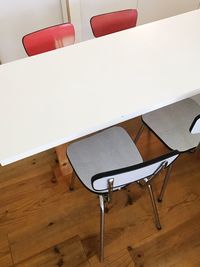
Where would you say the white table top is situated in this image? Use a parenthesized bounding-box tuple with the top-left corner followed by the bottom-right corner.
(1, 10, 200, 166)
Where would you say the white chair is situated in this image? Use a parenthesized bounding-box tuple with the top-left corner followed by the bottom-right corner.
(67, 126, 179, 261)
(135, 95, 200, 202)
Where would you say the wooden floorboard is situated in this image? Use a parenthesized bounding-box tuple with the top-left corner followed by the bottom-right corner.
(0, 118, 199, 266)
(128, 212, 200, 267)
(14, 235, 90, 267)
(0, 230, 13, 267)
(89, 248, 135, 267)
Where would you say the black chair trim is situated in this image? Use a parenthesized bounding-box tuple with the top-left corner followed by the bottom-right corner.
(189, 114, 200, 133)
(91, 150, 179, 191)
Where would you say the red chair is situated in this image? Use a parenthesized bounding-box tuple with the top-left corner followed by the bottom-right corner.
(90, 9, 138, 38)
(22, 23, 75, 56)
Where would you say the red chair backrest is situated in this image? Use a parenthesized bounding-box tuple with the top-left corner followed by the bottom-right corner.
(23, 23, 75, 56)
(90, 9, 138, 38)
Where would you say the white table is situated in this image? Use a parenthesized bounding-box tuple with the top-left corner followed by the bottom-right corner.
(1, 9, 200, 166)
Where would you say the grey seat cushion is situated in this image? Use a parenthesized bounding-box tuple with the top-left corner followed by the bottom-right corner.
(191, 93, 200, 105)
(142, 98, 200, 152)
(67, 126, 143, 193)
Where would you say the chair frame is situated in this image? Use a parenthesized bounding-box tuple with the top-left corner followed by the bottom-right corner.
(135, 112, 200, 202)
(188, 114, 200, 153)
(69, 150, 179, 261)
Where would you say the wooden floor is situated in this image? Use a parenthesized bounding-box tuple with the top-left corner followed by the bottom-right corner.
(0, 118, 199, 267)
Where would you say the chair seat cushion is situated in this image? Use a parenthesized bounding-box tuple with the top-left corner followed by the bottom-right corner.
(191, 93, 200, 105)
(67, 126, 143, 193)
(142, 98, 200, 151)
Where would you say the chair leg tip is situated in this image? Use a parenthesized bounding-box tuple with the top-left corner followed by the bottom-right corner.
(157, 226, 162, 230)
(157, 198, 162, 203)
(69, 187, 74, 191)
(51, 177, 57, 183)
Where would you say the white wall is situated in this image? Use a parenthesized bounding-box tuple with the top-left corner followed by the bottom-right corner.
(69, 0, 200, 42)
(137, 0, 200, 25)
(0, 0, 65, 63)
(1, 0, 200, 63)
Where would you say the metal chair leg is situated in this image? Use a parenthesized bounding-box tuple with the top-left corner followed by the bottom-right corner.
(134, 123, 145, 144)
(69, 171, 76, 191)
(99, 195, 105, 262)
(147, 183, 162, 230)
(158, 164, 173, 202)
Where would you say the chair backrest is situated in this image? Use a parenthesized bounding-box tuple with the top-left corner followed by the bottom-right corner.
(22, 23, 75, 56)
(190, 114, 200, 134)
(90, 9, 138, 38)
(91, 150, 179, 192)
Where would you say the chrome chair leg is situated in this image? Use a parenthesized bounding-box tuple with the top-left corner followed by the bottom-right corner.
(147, 183, 162, 230)
(134, 123, 145, 144)
(99, 195, 105, 262)
(158, 164, 173, 202)
(69, 171, 76, 191)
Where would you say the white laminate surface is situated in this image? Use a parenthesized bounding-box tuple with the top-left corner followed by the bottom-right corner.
(1, 10, 200, 165)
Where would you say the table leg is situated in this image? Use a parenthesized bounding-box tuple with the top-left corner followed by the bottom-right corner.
(52, 143, 73, 183)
